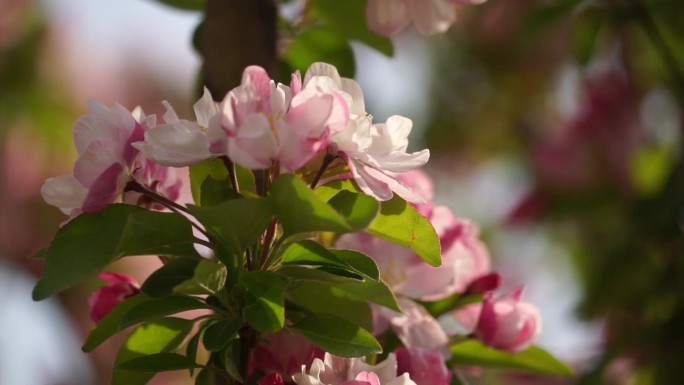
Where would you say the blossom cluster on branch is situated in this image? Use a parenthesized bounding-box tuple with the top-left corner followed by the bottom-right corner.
(34, 62, 550, 385)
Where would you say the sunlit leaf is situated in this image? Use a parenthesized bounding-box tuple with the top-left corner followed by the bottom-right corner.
(34, 204, 201, 300)
(293, 313, 382, 357)
(112, 317, 194, 385)
(239, 271, 290, 332)
(448, 340, 573, 377)
(367, 196, 441, 266)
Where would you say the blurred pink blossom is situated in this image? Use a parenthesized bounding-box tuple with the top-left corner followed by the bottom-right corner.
(336, 206, 490, 301)
(88, 272, 140, 322)
(475, 286, 541, 352)
(395, 347, 452, 385)
(366, 0, 485, 36)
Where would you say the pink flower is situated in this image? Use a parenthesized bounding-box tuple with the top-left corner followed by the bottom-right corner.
(250, 330, 324, 377)
(220, 65, 348, 171)
(395, 347, 451, 385)
(41, 102, 182, 217)
(336, 206, 490, 301)
(333, 116, 430, 204)
(303, 63, 428, 203)
(381, 299, 450, 354)
(395, 169, 434, 217)
(292, 353, 417, 385)
(88, 272, 140, 322)
(366, 0, 486, 36)
(475, 286, 542, 352)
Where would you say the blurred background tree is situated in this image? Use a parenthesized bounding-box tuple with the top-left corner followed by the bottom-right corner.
(1, 0, 682, 384)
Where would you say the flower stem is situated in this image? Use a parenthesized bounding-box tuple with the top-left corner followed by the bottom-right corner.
(221, 156, 242, 198)
(310, 153, 337, 189)
(126, 180, 214, 244)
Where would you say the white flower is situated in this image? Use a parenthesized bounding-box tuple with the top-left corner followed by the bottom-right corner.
(293, 353, 416, 385)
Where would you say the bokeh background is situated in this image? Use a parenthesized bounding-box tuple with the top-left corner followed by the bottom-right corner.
(1, 0, 682, 384)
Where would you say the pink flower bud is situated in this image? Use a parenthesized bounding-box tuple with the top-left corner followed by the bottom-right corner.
(258, 373, 284, 385)
(463, 272, 501, 295)
(475, 286, 541, 353)
(395, 347, 452, 385)
(88, 272, 140, 322)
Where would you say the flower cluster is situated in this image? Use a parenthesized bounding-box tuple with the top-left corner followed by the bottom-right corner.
(39, 61, 546, 385)
(41, 102, 181, 217)
(366, 0, 487, 36)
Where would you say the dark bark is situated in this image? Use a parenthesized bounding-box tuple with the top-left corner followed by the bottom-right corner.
(202, 0, 278, 99)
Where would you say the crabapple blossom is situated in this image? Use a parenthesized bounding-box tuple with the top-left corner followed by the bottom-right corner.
(396, 169, 434, 217)
(395, 347, 452, 385)
(292, 353, 417, 385)
(336, 206, 490, 301)
(220, 65, 348, 171)
(41, 102, 181, 217)
(88, 272, 139, 322)
(251, 330, 324, 377)
(380, 299, 450, 354)
(475, 286, 542, 352)
(302, 63, 429, 203)
(336, 116, 430, 203)
(366, 0, 486, 36)
(134, 88, 221, 167)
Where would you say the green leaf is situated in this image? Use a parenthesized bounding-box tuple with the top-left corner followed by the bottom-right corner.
(311, 0, 394, 56)
(315, 179, 361, 201)
(367, 196, 441, 266)
(281, 240, 356, 271)
(278, 265, 399, 312)
(112, 317, 194, 385)
(239, 271, 290, 332)
(120, 296, 211, 329)
(284, 26, 356, 79)
(174, 259, 228, 295)
(200, 176, 235, 207)
(293, 313, 382, 357)
(148, 0, 205, 12)
(185, 326, 204, 376)
(271, 174, 351, 235)
(117, 352, 202, 372)
(329, 249, 379, 280)
(189, 158, 229, 204)
(142, 258, 200, 298)
(195, 368, 216, 385)
(220, 339, 243, 383)
(328, 190, 379, 230)
(277, 265, 361, 283)
(83, 294, 151, 352)
(448, 340, 573, 377)
(202, 318, 242, 351)
(30, 248, 47, 260)
(188, 197, 274, 256)
(33, 205, 201, 300)
(287, 281, 373, 331)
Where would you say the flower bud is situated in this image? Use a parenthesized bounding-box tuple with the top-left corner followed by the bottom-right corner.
(475, 286, 541, 352)
(88, 272, 140, 322)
